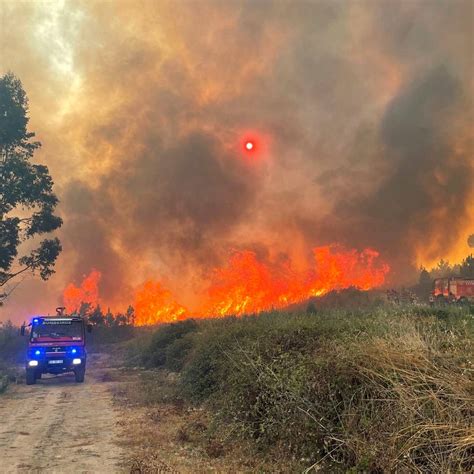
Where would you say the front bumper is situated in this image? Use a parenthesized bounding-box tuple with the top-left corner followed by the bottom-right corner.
(27, 357, 86, 373)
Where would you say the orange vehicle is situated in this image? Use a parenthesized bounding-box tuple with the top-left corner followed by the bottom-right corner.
(432, 277, 474, 304)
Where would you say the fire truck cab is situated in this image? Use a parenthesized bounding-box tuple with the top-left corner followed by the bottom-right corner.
(432, 277, 474, 304)
(20, 308, 92, 385)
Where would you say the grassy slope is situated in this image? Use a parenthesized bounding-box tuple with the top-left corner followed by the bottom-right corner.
(132, 306, 474, 472)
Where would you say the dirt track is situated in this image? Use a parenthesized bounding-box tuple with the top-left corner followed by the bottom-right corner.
(0, 354, 124, 473)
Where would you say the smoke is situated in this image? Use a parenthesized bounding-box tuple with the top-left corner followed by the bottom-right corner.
(333, 65, 472, 276)
(0, 0, 472, 319)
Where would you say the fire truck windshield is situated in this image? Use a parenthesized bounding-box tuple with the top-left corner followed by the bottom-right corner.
(31, 320, 83, 341)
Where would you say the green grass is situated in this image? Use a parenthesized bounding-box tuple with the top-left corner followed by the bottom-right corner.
(132, 305, 474, 472)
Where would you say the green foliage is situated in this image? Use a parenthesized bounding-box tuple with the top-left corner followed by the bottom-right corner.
(86, 324, 137, 352)
(164, 335, 194, 372)
(418, 266, 432, 289)
(0, 72, 62, 301)
(74, 303, 135, 328)
(0, 72, 38, 155)
(0, 320, 25, 362)
(140, 319, 198, 369)
(136, 307, 473, 472)
(460, 254, 474, 278)
(0, 320, 25, 393)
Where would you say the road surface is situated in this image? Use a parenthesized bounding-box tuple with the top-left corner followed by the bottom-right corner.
(0, 355, 124, 473)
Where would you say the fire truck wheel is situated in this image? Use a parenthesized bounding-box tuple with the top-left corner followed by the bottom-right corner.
(75, 368, 85, 383)
(35, 371, 42, 380)
(26, 369, 36, 385)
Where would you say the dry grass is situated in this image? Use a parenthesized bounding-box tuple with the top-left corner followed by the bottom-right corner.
(178, 309, 472, 472)
(345, 330, 473, 472)
(123, 307, 473, 472)
(113, 369, 287, 473)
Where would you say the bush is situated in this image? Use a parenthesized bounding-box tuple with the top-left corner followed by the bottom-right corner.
(0, 321, 25, 363)
(86, 324, 137, 352)
(0, 321, 25, 393)
(137, 306, 474, 471)
(141, 319, 198, 369)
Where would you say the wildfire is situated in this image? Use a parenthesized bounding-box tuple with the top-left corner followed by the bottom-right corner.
(202, 250, 303, 316)
(202, 245, 390, 316)
(63, 270, 101, 313)
(134, 280, 188, 326)
(63, 245, 390, 325)
(307, 246, 389, 295)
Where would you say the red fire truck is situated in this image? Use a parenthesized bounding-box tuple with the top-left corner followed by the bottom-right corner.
(20, 308, 92, 385)
(432, 277, 474, 304)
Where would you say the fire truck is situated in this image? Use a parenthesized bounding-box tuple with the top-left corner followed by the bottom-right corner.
(431, 277, 474, 304)
(20, 308, 92, 385)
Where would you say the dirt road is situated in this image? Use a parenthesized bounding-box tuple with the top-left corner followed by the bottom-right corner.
(0, 355, 124, 473)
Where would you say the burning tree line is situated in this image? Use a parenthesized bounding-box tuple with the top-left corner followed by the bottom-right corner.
(63, 246, 391, 326)
(64, 253, 474, 327)
(70, 302, 135, 327)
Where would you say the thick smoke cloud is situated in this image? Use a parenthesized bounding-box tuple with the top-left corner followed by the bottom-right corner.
(0, 0, 472, 320)
(333, 65, 472, 276)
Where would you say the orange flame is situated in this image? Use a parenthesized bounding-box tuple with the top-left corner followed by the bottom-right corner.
(134, 280, 188, 326)
(63, 270, 101, 313)
(202, 245, 390, 316)
(63, 245, 390, 325)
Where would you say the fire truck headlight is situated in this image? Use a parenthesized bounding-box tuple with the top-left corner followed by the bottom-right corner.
(72, 358, 81, 365)
(28, 360, 39, 367)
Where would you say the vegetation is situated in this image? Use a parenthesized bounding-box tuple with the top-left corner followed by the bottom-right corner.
(421, 254, 474, 281)
(0, 72, 62, 304)
(72, 302, 135, 327)
(131, 305, 474, 472)
(0, 320, 25, 392)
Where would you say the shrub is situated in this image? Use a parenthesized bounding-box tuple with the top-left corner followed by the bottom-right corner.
(137, 306, 474, 471)
(141, 319, 198, 369)
(0, 321, 25, 363)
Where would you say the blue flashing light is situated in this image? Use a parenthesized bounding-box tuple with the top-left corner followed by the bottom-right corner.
(33, 318, 39, 324)
(71, 348, 77, 354)
(35, 350, 41, 355)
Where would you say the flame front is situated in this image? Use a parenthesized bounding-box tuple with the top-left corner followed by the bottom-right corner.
(63, 270, 101, 313)
(63, 245, 390, 325)
(202, 245, 390, 317)
(134, 281, 188, 326)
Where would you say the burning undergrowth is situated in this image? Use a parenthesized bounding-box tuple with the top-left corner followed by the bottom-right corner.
(63, 244, 389, 325)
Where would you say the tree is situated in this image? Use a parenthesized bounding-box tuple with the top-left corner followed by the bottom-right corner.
(460, 254, 474, 278)
(0, 72, 62, 303)
(417, 267, 432, 299)
(104, 308, 115, 327)
(89, 305, 105, 326)
(429, 259, 458, 279)
(125, 305, 135, 325)
(76, 302, 92, 318)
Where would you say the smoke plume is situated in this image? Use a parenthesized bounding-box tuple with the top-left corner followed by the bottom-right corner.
(0, 0, 472, 321)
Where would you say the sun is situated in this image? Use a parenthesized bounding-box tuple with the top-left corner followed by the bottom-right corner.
(239, 133, 268, 159)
